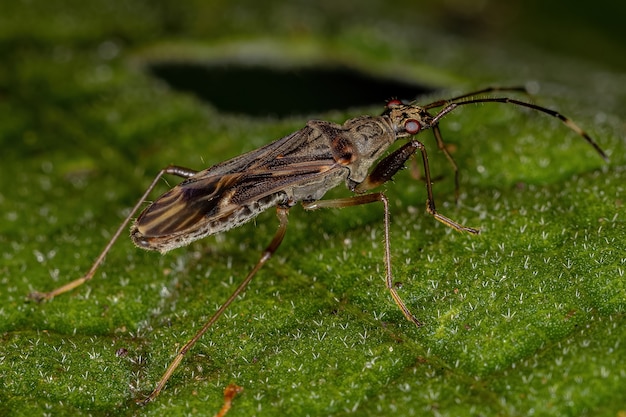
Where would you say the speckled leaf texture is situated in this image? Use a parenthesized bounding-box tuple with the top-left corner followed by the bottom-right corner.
(1, 1, 625, 416)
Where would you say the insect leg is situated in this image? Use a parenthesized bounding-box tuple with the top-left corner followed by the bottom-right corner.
(413, 139, 480, 234)
(303, 194, 421, 326)
(354, 140, 479, 234)
(28, 165, 199, 302)
(139, 206, 290, 405)
(432, 125, 460, 202)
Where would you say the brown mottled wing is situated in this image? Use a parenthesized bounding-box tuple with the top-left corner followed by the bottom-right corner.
(134, 161, 341, 241)
(134, 172, 244, 237)
(134, 123, 347, 241)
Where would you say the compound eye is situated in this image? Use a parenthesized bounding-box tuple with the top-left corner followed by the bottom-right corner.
(386, 99, 403, 109)
(404, 119, 421, 134)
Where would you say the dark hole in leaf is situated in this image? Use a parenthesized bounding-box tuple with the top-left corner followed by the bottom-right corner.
(147, 62, 434, 117)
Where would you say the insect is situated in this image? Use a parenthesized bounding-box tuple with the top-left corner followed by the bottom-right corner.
(29, 86, 608, 404)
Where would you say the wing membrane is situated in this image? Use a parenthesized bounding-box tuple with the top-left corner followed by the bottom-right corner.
(136, 160, 341, 238)
(133, 121, 350, 250)
(135, 173, 243, 237)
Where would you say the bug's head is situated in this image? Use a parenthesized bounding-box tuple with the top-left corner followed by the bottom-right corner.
(383, 99, 436, 139)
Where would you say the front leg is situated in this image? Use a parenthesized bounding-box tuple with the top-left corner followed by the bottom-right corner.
(353, 140, 478, 234)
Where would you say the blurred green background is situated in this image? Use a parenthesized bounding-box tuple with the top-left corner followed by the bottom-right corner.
(1, 1, 625, 416)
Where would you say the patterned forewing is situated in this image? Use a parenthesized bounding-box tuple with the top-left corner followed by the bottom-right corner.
(134, 174, 243, 237)
(134, 122, 346, 240)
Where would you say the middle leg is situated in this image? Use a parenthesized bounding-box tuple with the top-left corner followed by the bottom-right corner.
(304, 194, 421, 326)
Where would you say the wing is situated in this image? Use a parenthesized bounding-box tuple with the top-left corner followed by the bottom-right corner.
(131, 121, 352, 252)
(133, 172, 244, 238)
(132, 159, 345, 252)
(193, 125, 321, 178)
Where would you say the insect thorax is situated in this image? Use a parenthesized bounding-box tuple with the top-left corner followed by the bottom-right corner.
(339, 116, 397, 183)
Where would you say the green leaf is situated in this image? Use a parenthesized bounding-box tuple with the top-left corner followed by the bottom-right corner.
(1, 2, 625, 416)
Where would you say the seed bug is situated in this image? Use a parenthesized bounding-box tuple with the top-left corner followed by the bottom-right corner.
(29, 86, 608, 404)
